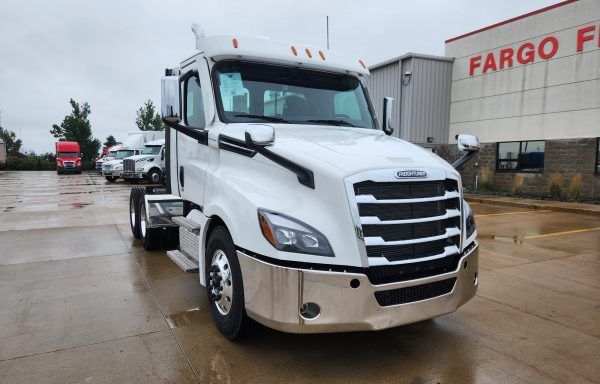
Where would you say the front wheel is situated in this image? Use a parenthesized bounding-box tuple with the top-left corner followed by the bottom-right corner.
(147, 169, 162, 184)
(105, 176, 118, 182)
(206, 227, 249, 341)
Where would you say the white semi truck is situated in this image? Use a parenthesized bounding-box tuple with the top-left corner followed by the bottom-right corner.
(103, 131, 164, 182)
(128, 25, 480, 340)
(122, 139, 166, 183)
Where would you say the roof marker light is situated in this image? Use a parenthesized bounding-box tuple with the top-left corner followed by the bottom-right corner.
(305, 48, 312, 58)
(359, 59, 366, 69)
(318, 50, 326, 60)
(291, 46, 298, 56)
(232, 38, 238, 48)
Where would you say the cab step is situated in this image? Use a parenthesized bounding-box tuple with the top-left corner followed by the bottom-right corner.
(166, 250, 199, 273)
(172, 216, 201, 234)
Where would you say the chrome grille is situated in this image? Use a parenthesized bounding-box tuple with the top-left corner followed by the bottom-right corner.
(64, 161, 75, 169)
(124, 159, 135, 173)
(350, 174, 462, 282)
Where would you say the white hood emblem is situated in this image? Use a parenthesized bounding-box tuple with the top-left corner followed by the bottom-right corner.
(395, 170, 427, 178)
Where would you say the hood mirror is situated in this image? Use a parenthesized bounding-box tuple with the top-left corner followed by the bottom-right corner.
(161, 76, 181, 125)
(245, 124, 275, 148)
(452, 133, 480, 170)
(457, 134, 480, 152)
(382, 97, 394, 136)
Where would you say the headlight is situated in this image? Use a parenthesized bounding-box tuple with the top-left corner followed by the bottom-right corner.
(464, 200, 476, 239)
(257, 209, 334, 256)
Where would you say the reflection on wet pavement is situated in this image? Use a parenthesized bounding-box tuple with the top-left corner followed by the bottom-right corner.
(0, 170, 598, 384)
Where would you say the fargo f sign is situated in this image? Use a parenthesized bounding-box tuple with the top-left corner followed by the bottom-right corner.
(395, 170, 427, 178)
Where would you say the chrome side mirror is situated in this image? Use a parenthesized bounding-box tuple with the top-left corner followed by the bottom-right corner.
(161, 76, 181, 125)
(245, 124, 275, 147)
(382, 97, 394, 136)
(457, 134, 480, 152)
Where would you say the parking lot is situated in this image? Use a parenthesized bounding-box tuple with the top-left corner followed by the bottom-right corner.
(0, 170, 598, 383)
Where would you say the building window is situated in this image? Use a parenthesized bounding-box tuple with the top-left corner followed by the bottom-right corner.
(496, 140, 545, 172)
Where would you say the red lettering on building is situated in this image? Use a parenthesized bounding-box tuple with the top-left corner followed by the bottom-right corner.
(482, 53, 497, 73)
(517, 43, 535, 64)
(469, 56, 481, 76)
(576, 25, 595, 52)
(499, 48, 514, 69)
(538, 36, 559, 59)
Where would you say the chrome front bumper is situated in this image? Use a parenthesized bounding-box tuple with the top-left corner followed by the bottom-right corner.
(238, 243, 478, 333)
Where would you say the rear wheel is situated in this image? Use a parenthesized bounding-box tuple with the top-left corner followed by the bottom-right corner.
(129, 187, 145, 239)
(206, 227, 248, 340)
(139, 196, 161, 250)
(106, 176, 118, 182)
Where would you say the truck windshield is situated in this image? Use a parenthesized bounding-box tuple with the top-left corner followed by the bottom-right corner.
(116, 150, 135, 159)
(58, 152, 78, 158)
(108, 151, 118, 157)
(213, 61, 376, 129)
(142, 146, 161, 155)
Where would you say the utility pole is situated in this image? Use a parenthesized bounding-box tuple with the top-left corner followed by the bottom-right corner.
(326, 16, 330, 50)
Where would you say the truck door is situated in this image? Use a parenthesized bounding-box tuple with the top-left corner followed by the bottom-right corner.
(177, 66, 210, 206)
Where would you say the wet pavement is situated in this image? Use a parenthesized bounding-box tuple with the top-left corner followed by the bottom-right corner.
(0, 171, 599, 383)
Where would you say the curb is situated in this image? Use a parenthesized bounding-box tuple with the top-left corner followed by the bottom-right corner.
(464, 195, 600, 217)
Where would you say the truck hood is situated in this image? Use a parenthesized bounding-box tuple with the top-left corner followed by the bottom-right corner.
(104, 159, 123, 166)
(224, 124, 457, 179)
(126, 154, 157, 162)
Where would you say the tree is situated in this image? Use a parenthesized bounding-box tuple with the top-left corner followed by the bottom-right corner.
(51, 99, 101, 162)
(103, 135, 117, 150)
(135, 100, 165, 131)
(0, 126, 22, 154)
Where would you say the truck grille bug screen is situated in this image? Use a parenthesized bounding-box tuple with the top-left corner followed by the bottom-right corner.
(353, 178, 462, 283)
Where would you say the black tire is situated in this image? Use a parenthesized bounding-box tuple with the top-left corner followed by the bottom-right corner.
(147, 169, 162, 184)
(106, 176, 118, 182)
(57, 170, 62, 175)
(165, 227, 180, 250)
(139, 196, 161, 251)
(129, 187, 145, 239)
(206, 227, 249, 340)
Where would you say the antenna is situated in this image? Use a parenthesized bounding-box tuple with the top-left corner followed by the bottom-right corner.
(326, 16, 330, 50)
(191, 23, 205, 50)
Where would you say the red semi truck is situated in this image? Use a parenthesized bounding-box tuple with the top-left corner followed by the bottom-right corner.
(55, 141, 82, 174)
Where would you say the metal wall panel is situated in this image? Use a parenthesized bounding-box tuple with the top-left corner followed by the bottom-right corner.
(368, 55, 453, 144)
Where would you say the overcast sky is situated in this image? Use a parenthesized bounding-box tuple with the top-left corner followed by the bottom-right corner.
(0, 0, 558, 154)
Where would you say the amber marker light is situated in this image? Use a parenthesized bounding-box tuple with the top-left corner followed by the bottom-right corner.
(258, 211, 277, 247)
(305, 48, 312, 58)
(318, 50, 326, 60)
(359, 59, 366, 69)
(232, 38, 238, 48)
(291, 46, 298, 56)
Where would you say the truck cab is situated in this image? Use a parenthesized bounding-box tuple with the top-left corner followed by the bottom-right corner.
(55, 141, 82, 174)
(122, 139, 166, 184)
(103, 132, 163, 182)
(97, 144, 122, 173)
(129, 27, 480, 340)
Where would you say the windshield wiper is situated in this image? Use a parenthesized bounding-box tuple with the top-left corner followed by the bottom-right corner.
(306, 119, 356, 127)
(234, 114, 291, 124)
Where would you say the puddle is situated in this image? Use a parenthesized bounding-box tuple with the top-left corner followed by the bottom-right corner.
(165, 307, 202, 328)
(477, 234, 524, 244)
(57, 202, 93, 208)
(58, 191, 95, 195)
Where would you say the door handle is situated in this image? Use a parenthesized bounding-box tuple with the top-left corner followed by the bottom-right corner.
(179, 166, 184, 188)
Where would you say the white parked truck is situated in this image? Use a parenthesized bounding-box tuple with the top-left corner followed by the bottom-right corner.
(128, 25, 480, 340)
(103, 132, 164, 182)
(122, 139, 166, 183)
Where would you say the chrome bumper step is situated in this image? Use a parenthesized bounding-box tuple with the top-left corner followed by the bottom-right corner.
(166, 250, 199, 273)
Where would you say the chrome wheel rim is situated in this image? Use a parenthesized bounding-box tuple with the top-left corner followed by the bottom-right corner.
(209, 249, 233, 315)
(140, 202, 147, 237)
(130, 198, 136, 228)
(151, 172, 160, 183)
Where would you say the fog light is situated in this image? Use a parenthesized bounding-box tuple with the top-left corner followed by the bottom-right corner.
(299, 302, 320, 320)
